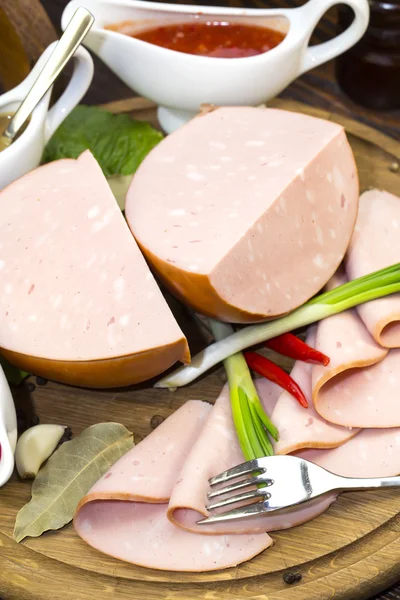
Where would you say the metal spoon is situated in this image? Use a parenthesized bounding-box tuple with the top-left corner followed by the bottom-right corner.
(0, 7, 94, 148)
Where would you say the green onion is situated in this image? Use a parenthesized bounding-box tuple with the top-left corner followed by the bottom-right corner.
(155, 263, 400, 389)
(209, 320, 277, 461)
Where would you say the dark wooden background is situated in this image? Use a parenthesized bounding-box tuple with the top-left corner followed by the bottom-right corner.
(1, 0, 399, 598)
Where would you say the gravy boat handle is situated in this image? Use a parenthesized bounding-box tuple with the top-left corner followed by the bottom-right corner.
(44, 44, 94, 144)
(294, 0, 370, 75)
(0, 41, 93, 144)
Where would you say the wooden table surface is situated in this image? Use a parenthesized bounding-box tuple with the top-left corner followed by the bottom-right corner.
(3, 1, 399, 599)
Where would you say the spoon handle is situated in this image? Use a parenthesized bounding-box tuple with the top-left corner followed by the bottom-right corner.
(4, 7, 94, 141)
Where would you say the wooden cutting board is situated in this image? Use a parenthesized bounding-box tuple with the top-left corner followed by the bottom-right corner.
(0, 98, 399, 600)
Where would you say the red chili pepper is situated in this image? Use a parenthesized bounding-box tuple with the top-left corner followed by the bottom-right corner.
(265, 333, 330, 366)
(244, 351, 308, 408)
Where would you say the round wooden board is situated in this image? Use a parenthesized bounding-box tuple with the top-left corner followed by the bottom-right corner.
(0, 99, 399, 600)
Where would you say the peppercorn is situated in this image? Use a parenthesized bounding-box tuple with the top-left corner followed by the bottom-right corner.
(150, 415, 165, 429)
(283, 572, 302, 585)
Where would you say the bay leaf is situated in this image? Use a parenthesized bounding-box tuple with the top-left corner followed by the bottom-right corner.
(14, 422, 134, 542)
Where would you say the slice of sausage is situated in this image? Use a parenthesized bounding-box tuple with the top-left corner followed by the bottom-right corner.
(269, 328, 359, 455)
(310, 280, 398, 427)
(167, 384, 336, 536)
(314, 346, 400, 428)
(81, 400, 212, 504)
(0, 151, 189, 387)
(345, 189, 400, 347)
(126, 107, 359, 323)
(74, 400, 273, 571)
(297, 427, 400, 478)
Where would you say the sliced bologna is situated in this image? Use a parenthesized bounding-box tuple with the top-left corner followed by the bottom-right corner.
(0, 151, 189, 387)
(298, 427, 400, 478)
(82, 400, 212, 503)
(126, 107, 359, 323)
(310, 294, 400, 427)
(270, 328, 359, 455)
(345, 189, 400, 347)
(168, 383, 336, 536)
(74, 400, 273, 571)
(314, 348, 400, 428)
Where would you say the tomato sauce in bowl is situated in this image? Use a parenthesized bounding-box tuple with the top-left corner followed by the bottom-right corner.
(112, 21, 286, 58)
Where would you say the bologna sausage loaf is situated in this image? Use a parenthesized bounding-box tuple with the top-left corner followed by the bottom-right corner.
(126, 107, 359, 323)
(0, 151, 189, 387)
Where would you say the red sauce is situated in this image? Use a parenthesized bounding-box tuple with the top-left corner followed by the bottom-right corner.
(116, 21, 285, 58)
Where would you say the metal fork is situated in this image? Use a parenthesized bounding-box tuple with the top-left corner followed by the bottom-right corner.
(197, 455, 400, 525)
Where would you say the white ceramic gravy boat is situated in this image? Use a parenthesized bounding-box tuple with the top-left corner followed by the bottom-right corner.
(0, 42, 93, 190)
(0, 365, 17, 488)
(62, 0, 369, 133)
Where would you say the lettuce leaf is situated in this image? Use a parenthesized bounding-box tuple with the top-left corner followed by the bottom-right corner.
(42, 105, 163, 178)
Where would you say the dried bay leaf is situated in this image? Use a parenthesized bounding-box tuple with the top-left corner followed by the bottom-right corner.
(14, 422, 134, 542)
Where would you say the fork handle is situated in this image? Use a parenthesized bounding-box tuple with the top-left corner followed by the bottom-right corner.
(337, 475, 400, 492)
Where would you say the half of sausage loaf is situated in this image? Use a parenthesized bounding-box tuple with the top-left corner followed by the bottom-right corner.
(0, 151, 189, 387)
(126, 107, 359, 323)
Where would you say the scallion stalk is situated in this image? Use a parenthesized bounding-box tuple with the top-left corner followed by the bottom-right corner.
(155, 263, 400, 389)
(209, 319, 276, 461)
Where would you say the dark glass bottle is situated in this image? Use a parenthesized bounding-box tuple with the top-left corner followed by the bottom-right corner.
(335, 1, 400, 111)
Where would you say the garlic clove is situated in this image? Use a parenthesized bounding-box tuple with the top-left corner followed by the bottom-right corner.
(15, 424, 67, 479)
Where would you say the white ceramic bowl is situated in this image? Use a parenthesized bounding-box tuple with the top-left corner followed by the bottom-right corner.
(0, 365, 17, 488)
(0, 43, 93, 190)
(62, 0, 369, 133)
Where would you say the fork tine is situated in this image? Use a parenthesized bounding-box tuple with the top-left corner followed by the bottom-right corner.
(206, 487, 270, 511)
(197, 500, 270, 525)
(209, 459, 262, 486)
(207, 475, 266, 499)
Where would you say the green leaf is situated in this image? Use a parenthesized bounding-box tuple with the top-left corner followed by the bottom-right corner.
(0, 357, 29, 385)
(42, 105, 163, 178)
(13, 422, 134, 543)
